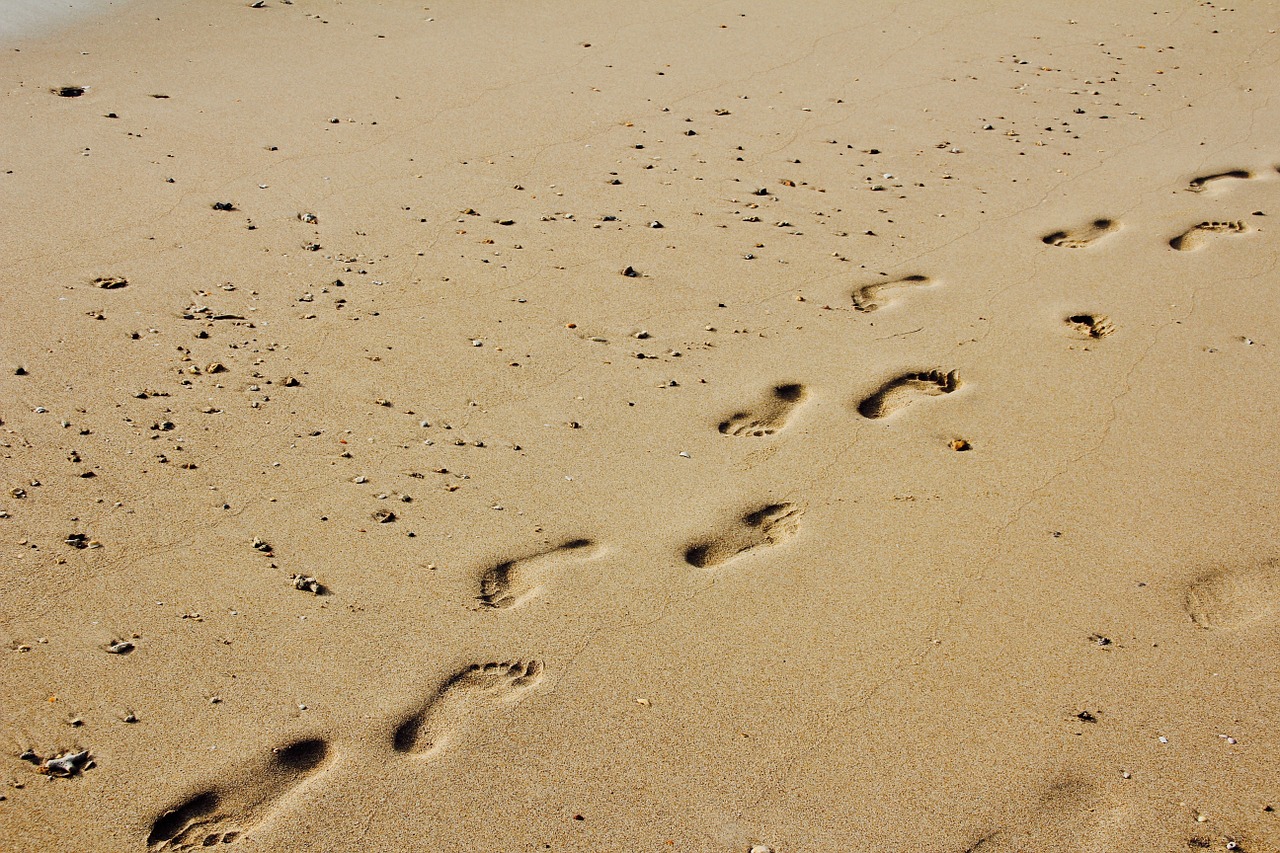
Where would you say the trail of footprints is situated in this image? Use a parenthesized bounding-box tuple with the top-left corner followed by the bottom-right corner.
(148, 663, 546, 849)
(1041, 162, 1278, 254)
(143, 162, 1277, 848)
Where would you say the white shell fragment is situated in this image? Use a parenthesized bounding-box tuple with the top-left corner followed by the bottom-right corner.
(40, 750, 92, 777)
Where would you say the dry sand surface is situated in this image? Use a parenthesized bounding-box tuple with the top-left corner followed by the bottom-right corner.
(2, 1, 1279, 850)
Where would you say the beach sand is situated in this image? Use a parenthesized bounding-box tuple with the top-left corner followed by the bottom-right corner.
(1, 1, 1278, 850)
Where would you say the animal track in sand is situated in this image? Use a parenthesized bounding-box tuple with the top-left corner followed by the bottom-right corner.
(1184, 559, 1278, 630)
(718, 383, 808, 437)
(146, 738, 331, 850)
(857, 370, 960, 419)
(1187, 169, 1252, 192)
(393, 661, 544, 757)
(852, 274, 934, 312)
(478, 539, 600, 609)
(684, 503, 802, 569)
(1064, 314, 1115, 339)
(1041, 218, 1119, 249)
(1169, 220, 1249, 251)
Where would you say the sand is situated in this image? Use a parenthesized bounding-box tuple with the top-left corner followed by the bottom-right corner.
(1, 1, 1278, 850)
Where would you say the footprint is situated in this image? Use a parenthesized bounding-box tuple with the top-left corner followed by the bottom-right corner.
(146, 738, 331, 850)
(857, 370, 960, 419)
(393, 660, 544, 757)
(1064, 313, 1115, 339)
(852, 274, 933, 312)
(718, 383, 808, 437)
(477, 539, 599, 609)
(1184, 560, 1278, 629)
(965, 776, 1130, 853)
(684, 503, 802, 569)
(1041, 218, 1119, 249)
(1188, 169, 1252, 192)
(1169, 220, 1249, 251)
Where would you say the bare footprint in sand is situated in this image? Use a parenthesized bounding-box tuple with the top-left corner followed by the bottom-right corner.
(1184, 559, 1278, 630)
(857, 370, 960, 419)
(393, 660, 544, 757)
(684, 503, 802, 569)
(1188, 169, 1253, 193)
(966, 776, 1131, 853)
(478, 539, 600, 609)
(1041, 218, 1119, 249)
(852, 274, 934, 312)
(146, 738, 331, 850)
(718, 383, 808, 437)
(1064, 313, 1115, 340)
(1169, 220, 1249, 251)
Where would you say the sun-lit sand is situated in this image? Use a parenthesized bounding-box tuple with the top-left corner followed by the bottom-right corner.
(2, 1, 1278, 850)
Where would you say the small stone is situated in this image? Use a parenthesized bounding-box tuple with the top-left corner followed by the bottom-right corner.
(290, 574, 323, 594)
(105, 639, 135, 655)
(372, 509, 396, 523)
